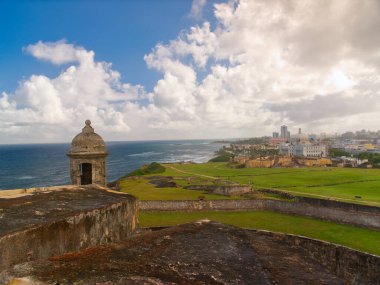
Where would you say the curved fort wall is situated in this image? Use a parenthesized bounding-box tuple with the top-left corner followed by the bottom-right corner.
(139, 198, 380, 230)
(250, 229, 380, 284)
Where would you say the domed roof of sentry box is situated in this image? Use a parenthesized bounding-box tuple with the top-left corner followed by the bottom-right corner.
(67, 120, 108, 156)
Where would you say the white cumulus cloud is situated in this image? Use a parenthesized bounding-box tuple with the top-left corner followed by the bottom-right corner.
(190, 0, 207, 20)
(1, 0, 380, 143)
(0, 41, 143, 143)
(24, 40, 87, 65)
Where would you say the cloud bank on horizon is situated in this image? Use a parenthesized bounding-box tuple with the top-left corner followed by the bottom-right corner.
(1, 0, 380, 143)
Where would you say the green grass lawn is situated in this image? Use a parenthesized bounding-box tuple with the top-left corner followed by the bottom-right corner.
(160, 163, 380, 205)
(140, 210, 380, 256)
(119, 177, 245, 200)
(118, 162, 380, 205)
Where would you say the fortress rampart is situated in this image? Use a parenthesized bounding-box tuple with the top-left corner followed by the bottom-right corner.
(249, 229, 380, 283)
(1, 186, 379, 284)
(0, 185, 138, 271)
(139, 197, 380, 230)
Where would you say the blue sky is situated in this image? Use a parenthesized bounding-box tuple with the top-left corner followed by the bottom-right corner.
(1, 0, 380, 143)
(0, 0, 215, 93)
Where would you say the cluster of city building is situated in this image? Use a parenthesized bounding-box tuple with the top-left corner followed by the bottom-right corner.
(272, 125, 303, 139)
(226, 125, 380, 168)
(270, 125, 328, 158)
(333, 141, 380, 155)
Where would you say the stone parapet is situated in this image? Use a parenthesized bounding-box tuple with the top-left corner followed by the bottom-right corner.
(249, 229, 380, 283)
(0, 185, 137, 271)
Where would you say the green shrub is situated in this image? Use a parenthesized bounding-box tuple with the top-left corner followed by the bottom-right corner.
(126, 162, 166, 177)
(329, 148, 350, 157)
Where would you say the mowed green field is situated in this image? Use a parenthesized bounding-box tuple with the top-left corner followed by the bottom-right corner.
(121, 163, 380, 255)
(140, 211, 380, 256)
(161, 163, 380, 206)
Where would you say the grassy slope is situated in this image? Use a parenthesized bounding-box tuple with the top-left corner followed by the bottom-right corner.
(119, 178, 244, 200)
(125, 162, 165, 177)
(140, 211, 380, 256)
(162, 163, 380, 205)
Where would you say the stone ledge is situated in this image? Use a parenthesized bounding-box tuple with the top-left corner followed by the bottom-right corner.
(0, 185, 138, 271)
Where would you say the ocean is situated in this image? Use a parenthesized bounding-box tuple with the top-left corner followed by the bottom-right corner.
(0, 140, 224, 190)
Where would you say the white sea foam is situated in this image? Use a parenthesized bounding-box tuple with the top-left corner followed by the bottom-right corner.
(17, 176, 35, 180)
(128, 151, 163, 157)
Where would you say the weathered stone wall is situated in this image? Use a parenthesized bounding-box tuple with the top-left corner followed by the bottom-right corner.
(139, 199, 380, 229)
(184, 185, 252, 195)
(244, 156, 333, 168)
(0, 195, 138, 271)
(296, 157, 333, 166)
(245, 159, 274, 168)
(233, 156, 250, 164)
(277, 156, 293, 167)
(258, 188, 380, 213)
(250, 229, 380, 284)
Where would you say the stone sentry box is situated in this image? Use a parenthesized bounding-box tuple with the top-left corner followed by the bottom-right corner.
(67, 120, 108, 186)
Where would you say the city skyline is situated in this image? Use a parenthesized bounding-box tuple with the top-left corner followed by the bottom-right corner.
(1, 0, 380, 144)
